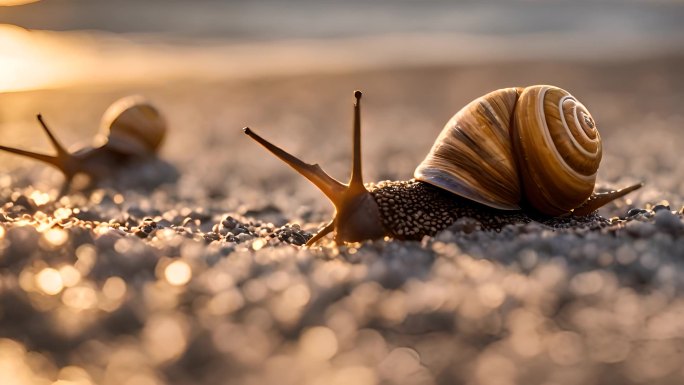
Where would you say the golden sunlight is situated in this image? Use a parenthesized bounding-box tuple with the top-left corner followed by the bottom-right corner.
(0, 0, 40, 5)
(0, 24, 83, 92)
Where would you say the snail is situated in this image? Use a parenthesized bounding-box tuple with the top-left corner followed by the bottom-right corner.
(0, 95, 167, 194)
(243, 86, 642, 246)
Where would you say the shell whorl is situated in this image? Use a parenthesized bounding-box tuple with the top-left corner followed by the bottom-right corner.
(512, 85, 601, 215)
(97, 96, 167, 156)
(414, 85, 602, 216)
(414, 87, 523, 210)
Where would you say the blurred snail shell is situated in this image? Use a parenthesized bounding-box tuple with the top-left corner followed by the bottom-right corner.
(96, 95, 166, 156)
(244, 87, 642, 246)
(0, 95, 167, 194)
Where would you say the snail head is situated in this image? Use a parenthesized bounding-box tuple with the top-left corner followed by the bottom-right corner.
(244, 91, 386, 246)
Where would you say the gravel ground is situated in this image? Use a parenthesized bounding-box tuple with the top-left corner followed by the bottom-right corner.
(1, 56, 684, 385)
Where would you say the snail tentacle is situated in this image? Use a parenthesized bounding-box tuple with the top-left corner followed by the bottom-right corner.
(243, 91, 387, 245)
(306, 220, 335, 246)
(242, 127, 347, 202)
(572, 182, 644, 216)
(349, 90, 365, 192)
(0, 144, 61, 169)
(36, 114, 70, 157)
(0, 114, 71, 172)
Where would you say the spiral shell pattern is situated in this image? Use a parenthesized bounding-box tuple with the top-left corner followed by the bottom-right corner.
(512, 85, 601, 215)
(98, 96, 167, 156)
(414, 87, 523, 210)
(415, 85, 602, 216)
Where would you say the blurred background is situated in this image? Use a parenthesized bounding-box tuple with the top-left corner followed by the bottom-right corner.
(1, 0, 684, 92)
(1, 0, 683, 204)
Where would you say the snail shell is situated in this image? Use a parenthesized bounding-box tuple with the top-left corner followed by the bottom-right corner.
(95, 95, 167, 156)
(0, 95, 170, 194)
(414, 85, 602, 216)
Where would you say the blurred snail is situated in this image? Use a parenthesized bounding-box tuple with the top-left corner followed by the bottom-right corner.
(244, 86, 642, 245)
(0, 95, 167, 194)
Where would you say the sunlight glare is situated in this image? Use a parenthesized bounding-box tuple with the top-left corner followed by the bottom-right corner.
(0, 0, 40, 5)
(0, 24, 76, 91)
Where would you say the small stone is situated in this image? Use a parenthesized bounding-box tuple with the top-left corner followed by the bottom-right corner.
(626, 208, 648, 217)
(654, 209, 683, 233)
(445, 217, 481, 234)
(624, 220, 656, 238)
(236, 233, 252, 243)
(14, 194, 37, 209)
(221, 216, 238, 230)
(288, 232, 308, 246)
(204, 232, 221, 242)
(232, 226, 247, 235)
(652, 204, 671, 212)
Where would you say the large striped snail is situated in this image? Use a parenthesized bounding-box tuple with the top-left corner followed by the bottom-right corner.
(244, 86, 642, 246)
(0, 95, 167, 194)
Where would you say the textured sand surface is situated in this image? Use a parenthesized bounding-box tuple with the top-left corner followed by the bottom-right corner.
(1, 57, 684, 385)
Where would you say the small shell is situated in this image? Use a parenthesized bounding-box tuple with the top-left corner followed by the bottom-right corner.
(414, 87, 523, 210)
(97, 96, 167, 156)
(512, 85, 601, 215)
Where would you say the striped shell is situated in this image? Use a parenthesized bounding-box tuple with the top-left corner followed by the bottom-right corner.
(96, 96, 167, 156)
(414, 85, 602, 216)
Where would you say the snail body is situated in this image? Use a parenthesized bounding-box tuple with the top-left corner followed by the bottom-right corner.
(0, 96, 167, 194)
(244, 87, 641, 245)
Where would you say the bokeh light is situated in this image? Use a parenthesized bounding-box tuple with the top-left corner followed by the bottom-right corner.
(142, 314, 188, 364)
(35, 267, 63, 295)
(298, 326, 338, 361)
(43, 228, 68, 247)
(163, 260, 192, 286)
(102, 276, 127, 300)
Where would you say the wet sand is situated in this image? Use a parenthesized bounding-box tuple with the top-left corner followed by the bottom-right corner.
(1, 56, 684, 385)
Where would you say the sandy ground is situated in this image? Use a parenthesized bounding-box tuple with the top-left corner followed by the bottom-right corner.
(1, 56, 684, 385)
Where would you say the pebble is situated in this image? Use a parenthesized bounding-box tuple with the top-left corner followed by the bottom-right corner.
(625, 220, 657, 238)
(626, 207, 648, 217)
(653, 204, 671, 212)
(654, 209, 684, 234)
(236, 233, 252, 243)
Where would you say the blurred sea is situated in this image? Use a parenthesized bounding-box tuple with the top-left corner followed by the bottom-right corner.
(1, 0, 684, 91)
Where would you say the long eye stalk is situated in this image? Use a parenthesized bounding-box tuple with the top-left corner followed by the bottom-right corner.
(243, 90, 386, 245)
(348, 90, 364, 191)
(0, 114, 70, 172)
(242, 127, 347, 204)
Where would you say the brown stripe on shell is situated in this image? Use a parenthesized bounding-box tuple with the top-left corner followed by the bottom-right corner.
(414, 87, 522, 210)
(512, 85, 601, 215)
